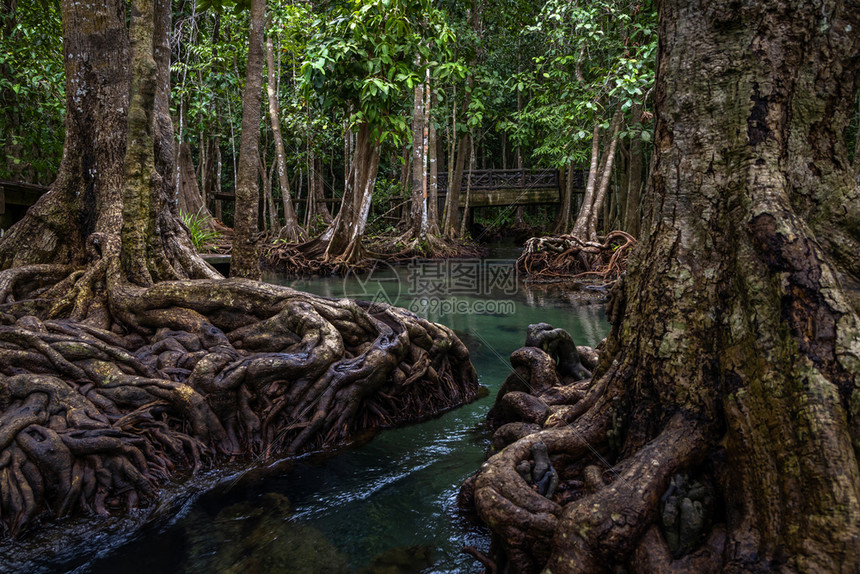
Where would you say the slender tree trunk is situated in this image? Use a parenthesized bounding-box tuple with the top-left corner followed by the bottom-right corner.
(301, 122, 379, 264)
(514, 84, 525, 228)
(265, 33, 302, 242)
(443, 134, 470, 238)
(324, 123, 379, 262)
(410, 74, 426, 236)
(231, 0, 265, 279)
(612, 145, 628, 232)
(420, 69, 431, 236)
(258, 152, 279, 234)
(571, 123, 601, 237)
(585, 106, 622, 240)
(552, 162, 574, 234)
(407, 68, 434, 241)
(442, 93, 455, 228)
(344, 120, 351, 201)
(459, 131, 476, 238)
(313, 157, 330, 225)
(214, 138, 223, 221)
(427, 90, 440, 234)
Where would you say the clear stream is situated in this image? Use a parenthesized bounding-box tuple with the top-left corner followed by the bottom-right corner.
(58, 245, 609, 574)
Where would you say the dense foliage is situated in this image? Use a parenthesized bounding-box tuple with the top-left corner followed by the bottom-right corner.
(4, 0, 857, 241)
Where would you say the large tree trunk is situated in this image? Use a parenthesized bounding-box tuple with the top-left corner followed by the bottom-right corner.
(467, 1, 860, 572)
(230, 0, 265, 280)
(0, 0, 128, 269)
(0, 0, 479, 544)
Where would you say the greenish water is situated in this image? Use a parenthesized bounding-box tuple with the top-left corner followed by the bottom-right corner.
(61, 247, 610, 574)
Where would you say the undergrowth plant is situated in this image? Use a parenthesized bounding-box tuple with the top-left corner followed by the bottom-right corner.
(181, 209, 220, 251)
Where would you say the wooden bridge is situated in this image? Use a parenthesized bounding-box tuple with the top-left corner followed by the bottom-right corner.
(437, 168, 586, 208)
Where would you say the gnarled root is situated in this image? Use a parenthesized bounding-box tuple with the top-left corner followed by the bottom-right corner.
(472, 413, 612, 574)
(545, 415, 709, 572)
(517, 231, 635, 284)
(465, 326, 723, 573)
(0, 273, 478, 537)
(486, 328, 599, 430)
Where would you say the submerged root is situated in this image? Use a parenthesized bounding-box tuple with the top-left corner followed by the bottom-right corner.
(0, 272, 479, 537)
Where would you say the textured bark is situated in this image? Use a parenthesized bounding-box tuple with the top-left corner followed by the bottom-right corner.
(623, 104, 644, 237)
(398, 69, 445, 252)
(459, 132, 477, 238)
(121, 0, 215, 286)
(231, 0, 265, 280)
(0, 0, 128, 269)
(428, 91, 439, 232)
(467, 1, 860, 572)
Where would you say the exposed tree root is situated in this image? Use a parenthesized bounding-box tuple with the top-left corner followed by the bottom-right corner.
(0, 259, 479, 537)
(262, 232, 485, 276)
(461, 325, 728, 574)
(517, 231, 635, 284)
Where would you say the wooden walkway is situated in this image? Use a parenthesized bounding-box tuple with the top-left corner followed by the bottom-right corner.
(438, 169, 558, 207)
(437, 168, 587, 207)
